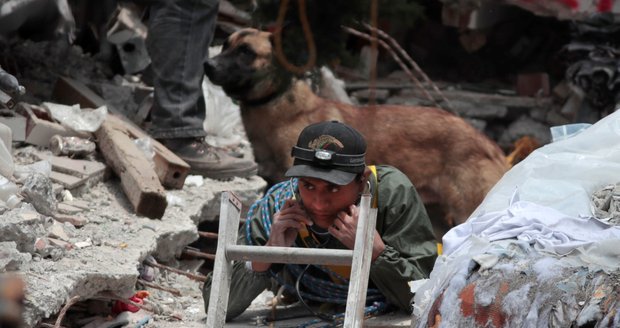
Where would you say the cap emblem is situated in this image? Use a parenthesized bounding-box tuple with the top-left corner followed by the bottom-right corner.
(308, 135, 344, 150)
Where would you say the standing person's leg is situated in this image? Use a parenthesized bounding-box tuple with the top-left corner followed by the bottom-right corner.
(146, 0, 257, 179)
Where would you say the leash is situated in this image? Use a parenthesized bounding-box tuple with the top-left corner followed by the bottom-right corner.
(273, 0, 317, 75)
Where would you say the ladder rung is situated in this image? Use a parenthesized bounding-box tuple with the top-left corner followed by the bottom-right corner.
(226, 245, 353, 265)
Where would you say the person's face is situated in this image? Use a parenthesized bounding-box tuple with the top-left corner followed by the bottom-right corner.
(297, 175, 365, 229)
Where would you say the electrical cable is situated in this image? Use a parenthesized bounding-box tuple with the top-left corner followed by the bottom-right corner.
(295, 264, 336, 324)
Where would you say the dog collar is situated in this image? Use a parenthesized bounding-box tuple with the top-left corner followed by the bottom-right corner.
(242, 77, 292, 107)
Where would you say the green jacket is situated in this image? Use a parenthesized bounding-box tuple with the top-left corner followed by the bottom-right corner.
(203, 165, 437, 320)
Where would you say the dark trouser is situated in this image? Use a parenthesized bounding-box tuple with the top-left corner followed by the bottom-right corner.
(146, 0, 219, 139)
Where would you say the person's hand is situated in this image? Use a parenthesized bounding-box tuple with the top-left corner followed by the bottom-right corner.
(253, 199, 311, 272)
(329, 204, 385, 261)
(266, 199, 312, 247)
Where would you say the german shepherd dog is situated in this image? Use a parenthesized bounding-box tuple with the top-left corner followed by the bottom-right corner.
(204, 28, 509, 237)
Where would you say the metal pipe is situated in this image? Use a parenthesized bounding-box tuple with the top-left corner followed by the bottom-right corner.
(226, 245, 353, 266)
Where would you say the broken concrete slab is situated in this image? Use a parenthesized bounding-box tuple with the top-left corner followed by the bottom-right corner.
(49, 171, 83, 189)
(0, 207, 47, 254)
(167, 176, 267, 226)
(35, 154, 107, 194)
(16, 174, 265, 327)
(155, 176, 266, 261)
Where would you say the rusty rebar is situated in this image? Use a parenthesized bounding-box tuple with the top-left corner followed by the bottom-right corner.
(342, 26, 436, 106)
(138, 279, 181, 297)
(362, 23, 455, 114)
(144, 260, 207, 282)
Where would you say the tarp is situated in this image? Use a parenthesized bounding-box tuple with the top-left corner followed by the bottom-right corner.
(411, 109, 620, 327)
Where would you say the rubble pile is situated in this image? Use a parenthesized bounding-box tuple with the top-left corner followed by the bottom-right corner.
(1, 1, 619, 327)
(1, 162, 265, 327)
(591, 183, 620, 225)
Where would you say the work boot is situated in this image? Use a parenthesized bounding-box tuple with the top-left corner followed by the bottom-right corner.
(161, 137, 258, 180)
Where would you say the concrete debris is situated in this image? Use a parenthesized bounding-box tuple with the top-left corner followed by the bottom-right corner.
(34, 154, 107, 195)
(564, 14, 620, 121)
(20, 172, 57, 217)
(49, 135, 96, 158)
(10, 176, 265, 327)
(0, 241, 32, 271)
(412, 109, 620, 327)
(1, 207, 47, 254)
(34, 237, 70, 260)
(56, 202, 83, 215)
(1, 1, 619, 326)
(413, 241, 620, 327)
(52, 214, 88, 227)
(591, 183, 620, 225)
(106, 4, 151, 74)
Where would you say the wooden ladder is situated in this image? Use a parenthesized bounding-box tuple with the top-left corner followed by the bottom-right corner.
(206, 191, 378, 327)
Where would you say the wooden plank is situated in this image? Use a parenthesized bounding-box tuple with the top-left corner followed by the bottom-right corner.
(94, 116, 167, 219)
(109, 115, 190, 190)
(344, 195, 377, 327)
(53, 77, 190, 189)
(226, 245, 353, 265)
(206, 191, 242, 328)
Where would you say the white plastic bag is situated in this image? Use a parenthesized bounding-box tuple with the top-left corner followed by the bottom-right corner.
(43, 102, 107, 133)
(471, 108, 620, 220)
(202, 45, 244, 147)
(202, 77, 243, 147)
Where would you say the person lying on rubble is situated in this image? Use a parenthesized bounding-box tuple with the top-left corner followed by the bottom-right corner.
(202, 120, 438, 321)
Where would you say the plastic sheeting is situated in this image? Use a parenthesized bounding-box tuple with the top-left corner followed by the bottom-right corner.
(470, 108, 620, 220)
(411, 109, 620, 327)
